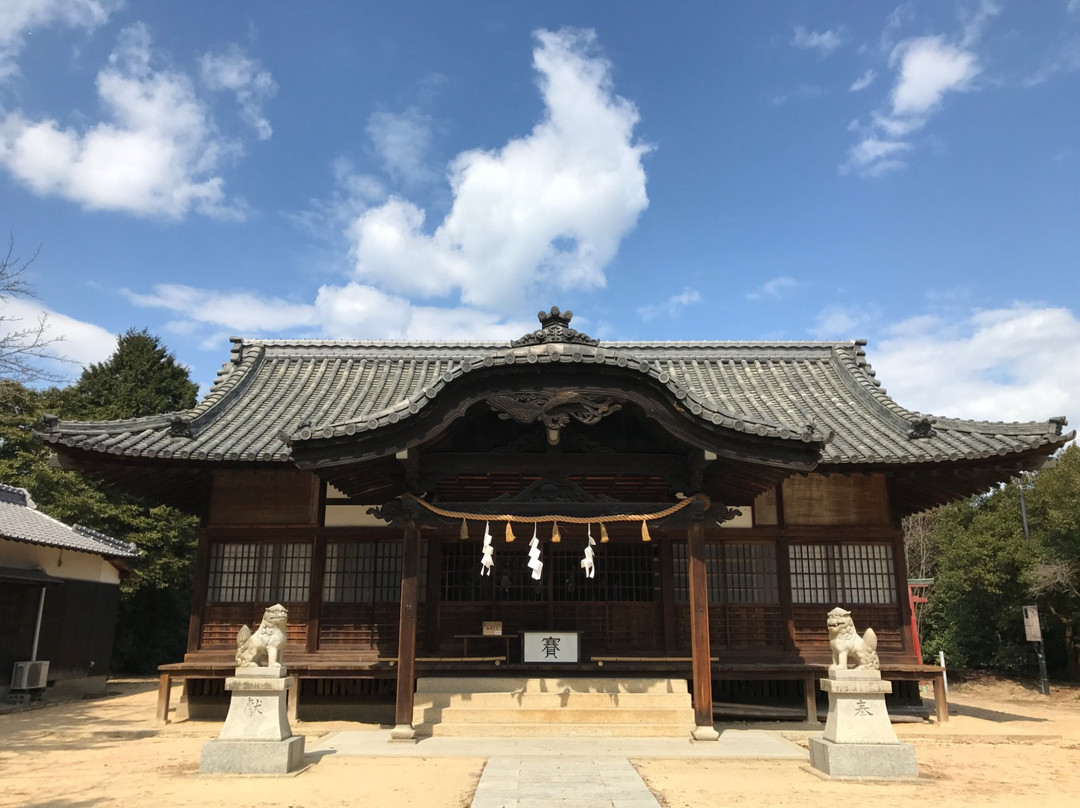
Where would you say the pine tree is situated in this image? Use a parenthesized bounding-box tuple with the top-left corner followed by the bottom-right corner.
(64, 328, 198, 420)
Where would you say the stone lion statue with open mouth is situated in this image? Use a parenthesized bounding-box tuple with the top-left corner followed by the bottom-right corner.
(827, 606, 879, 670)
(235, 603, 288, 667)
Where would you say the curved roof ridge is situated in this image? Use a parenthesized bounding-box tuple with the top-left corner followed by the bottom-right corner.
(831, 342, 1072, 437)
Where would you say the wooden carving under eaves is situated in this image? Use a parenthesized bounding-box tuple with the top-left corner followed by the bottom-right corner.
(488, 391, 622, 430)
(511, 306, 599, 347)
(493, 477, 618, 504)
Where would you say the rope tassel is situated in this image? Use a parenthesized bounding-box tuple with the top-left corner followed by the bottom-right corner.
(459, 519, 469, 540)
(599, 523, 610, 543)
(551, 522, 561, 543)
(505, 522, 516, 543)
(641, 520, 652, 542)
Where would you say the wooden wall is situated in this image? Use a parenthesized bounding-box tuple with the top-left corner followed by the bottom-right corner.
(207, 469, 321, 526)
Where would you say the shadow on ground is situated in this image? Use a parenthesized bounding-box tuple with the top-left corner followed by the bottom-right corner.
(950, 703, 1048, 723)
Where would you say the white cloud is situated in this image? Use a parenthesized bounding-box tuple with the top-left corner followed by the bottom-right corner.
(130, 28, 650, 345)
(0, 23, 250, 219)
(843, 10, 993, 178)
(746, 276, 797, 301)
(870, 303, 1080, 423)
(366, 107, 435, 186)
(638, 287, 701, 321)
(346, 27, 650, 311)
(889, 36, 980, 116)
(123, 284, 317, 333)
(850, 69, 877, 92)
(199, 45, 277, 141)
(809, 304, 877, 339)
(0, 296, 117, 376)
(0, 0, 121, 81)
(313, 283, 532, 340)
(792, 27, 843, 55)
(841, 136, 911, 176)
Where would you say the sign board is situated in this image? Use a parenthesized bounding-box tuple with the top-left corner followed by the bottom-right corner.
(482, 621, 503, 637)
(522, 631, 580, 663)
(1023, 605, 1042, 642)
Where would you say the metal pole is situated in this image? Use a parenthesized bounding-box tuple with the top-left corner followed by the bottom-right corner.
(1036, 641, 1050, 696)
(1018, 479, 1050, 695)
(30, 586, 46, 661)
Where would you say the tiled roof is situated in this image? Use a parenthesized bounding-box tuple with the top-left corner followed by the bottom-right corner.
(36, 337, 1072, 467)
(0, 484, 138, 558)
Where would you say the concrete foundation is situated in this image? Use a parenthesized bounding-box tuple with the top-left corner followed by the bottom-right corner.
(199, 735, 306, 775)
(808, 737, 918, 778)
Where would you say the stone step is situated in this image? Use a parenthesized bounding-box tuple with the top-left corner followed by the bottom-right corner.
(415, 706, 694, 724)
(413, 692, 692, 709)
(415, 721, 695, 738)
(415, 676, 687, 695)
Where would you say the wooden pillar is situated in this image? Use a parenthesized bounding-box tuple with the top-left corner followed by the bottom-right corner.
(687, 511, 717, 740)
(392, 516, 421, 740)
(776, 536, 796, 654)
(307, 530, 326, 654)
(186, 531, 211, 654)
(424, 535, 442, 654)
(892, 531, 917, 659)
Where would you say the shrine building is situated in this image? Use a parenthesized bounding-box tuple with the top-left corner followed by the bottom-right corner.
(38, 307, 1072, 735)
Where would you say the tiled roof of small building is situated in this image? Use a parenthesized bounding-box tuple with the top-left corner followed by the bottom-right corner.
(36, 333, 1072, 468)
(0, 484, 138, 558)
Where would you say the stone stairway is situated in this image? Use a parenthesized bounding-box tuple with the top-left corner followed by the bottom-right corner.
(413, 677, 695, 737)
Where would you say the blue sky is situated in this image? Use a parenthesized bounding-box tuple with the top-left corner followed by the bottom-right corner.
(1, 1, 1078, 425)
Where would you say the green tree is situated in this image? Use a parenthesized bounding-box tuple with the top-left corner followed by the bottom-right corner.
(1025, 445, 1080, 680)
(63, 328, 198, 419)
(916, 485, 1039, 674)
(0, 329, 201, 673)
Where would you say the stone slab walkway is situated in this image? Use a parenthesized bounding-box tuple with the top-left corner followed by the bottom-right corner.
(307, 728, 807, 759)
(470, 757, 660, 808)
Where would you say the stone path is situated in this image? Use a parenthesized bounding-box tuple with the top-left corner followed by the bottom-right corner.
(470, 757, 660, 808)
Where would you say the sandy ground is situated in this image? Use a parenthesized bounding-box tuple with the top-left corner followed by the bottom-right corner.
(0, 675, 1077, 808)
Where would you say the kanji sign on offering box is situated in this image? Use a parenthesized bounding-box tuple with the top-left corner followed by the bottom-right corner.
(522, 631, 580, 663)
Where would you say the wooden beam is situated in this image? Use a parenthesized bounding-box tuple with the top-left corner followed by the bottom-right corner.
(687, 515, 714, 733)
(393, 517, 421, 736)
(420, 452, 689, 480)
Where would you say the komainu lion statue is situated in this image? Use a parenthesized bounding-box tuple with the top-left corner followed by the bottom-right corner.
(235, 603, 288, 667)
(827, 606, 880, 670)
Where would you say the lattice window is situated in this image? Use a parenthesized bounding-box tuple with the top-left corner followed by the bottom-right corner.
(441, 542, 486, 602)
(673, 542, 778, 604)
(323, 541, 427, 604)
(207, 542, 311, 603)
(789, 543, 896, 604)
(439, 543, 656, 602)
(552, 545, 656, 603)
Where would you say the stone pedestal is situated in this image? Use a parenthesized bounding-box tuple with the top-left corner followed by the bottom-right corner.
(808, 666, 918, 778)
(200, 666, 305, 774)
